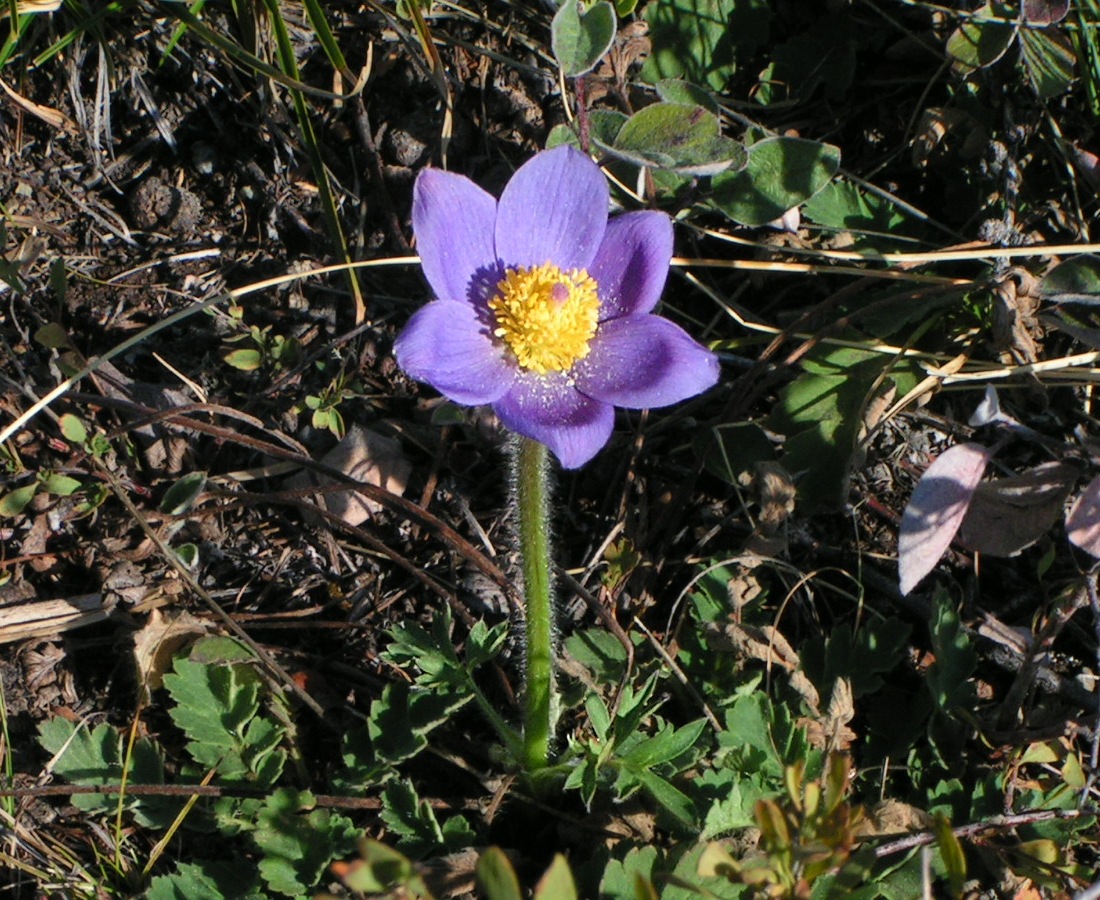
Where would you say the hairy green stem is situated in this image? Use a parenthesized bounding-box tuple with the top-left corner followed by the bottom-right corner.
(514, 436, 555, 771)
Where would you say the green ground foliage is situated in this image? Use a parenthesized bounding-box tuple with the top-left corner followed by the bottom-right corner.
(0, 0, 1098, 896)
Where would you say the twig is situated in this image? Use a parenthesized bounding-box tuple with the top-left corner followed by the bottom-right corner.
(873, 807, 1094, 859)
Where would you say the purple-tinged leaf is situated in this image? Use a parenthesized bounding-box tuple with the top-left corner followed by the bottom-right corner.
(1066, 474, 1100, 557)
(898, 443, 994, 595)
(1023, 0, 1068, 25)
(956, 461, 1077, 556)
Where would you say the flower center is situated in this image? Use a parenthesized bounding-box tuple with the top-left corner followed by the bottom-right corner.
(488, 263, 600, 375)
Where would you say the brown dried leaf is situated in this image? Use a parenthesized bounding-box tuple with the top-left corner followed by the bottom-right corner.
(288, 426, 411, 526)
(956, 461, 1077, 556)
(133, 608, 211, 696)
(704, 622, 820, 710)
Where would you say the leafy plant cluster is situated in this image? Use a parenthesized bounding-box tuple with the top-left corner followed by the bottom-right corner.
(37, 565, 1094, 896)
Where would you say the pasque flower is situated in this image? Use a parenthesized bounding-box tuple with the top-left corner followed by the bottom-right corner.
(395, 146, 719, 468)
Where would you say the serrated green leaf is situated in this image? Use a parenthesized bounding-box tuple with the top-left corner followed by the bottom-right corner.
(58, 413, 87, 444)
(0, 484, 36, 517)
(609, 103, 746, 176)
(466, 619, 508, 669)
(368, 682, 468, 765)
(163, 655, 286, 785)
(38, 718, 120, 788)
(36, 718, 174, 825)
(534, 854, 577, 900)
(254, 788, 359, 896)
(599, 845, 661, 899)
(712, 136, 840, 226)
(1020, 25, 1075, 96)
(146, 860, 265, 900)
(381, 779, 471, 858)
(477, 847, 523, 900)
(551, 0, 615, 78)
(802, 618, 911, 700)
(801, 180, 913, 251)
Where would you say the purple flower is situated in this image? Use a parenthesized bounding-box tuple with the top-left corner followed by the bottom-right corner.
(394, 146, 719, 469)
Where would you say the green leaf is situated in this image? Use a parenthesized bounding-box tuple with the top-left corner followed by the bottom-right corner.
(466, 619, 509, 669)
(927, 593, 977, 714)
(564, 627, 632, 683)
(767, 342, 888, 511)
(163, 654, 286, 786)
(633, 768, 698, 829)
(338, 840, 434, 897)
(1040, 255, 1100, 301)
(933, 813, 967, 896)
(146, 860, 265, 900)
(1020, 26, 1075, 96)
(802, 180, 913, 250)
(36, 718, 175, 826)
(585, 694, 612, 743)
(547, 109, 628, 151)
(655, 77, 719, 113)
(754, 28, 857, 105)
(160, 472, 207, 515)
(368, 682, 468, 765)
(33, 321, 74, 350)
(599, 845, 661, 899)
(712, 136, 840, 226)
(254, 788, 359, 897)
(693, 421, 775, 485)
(381, 779, 473, 858)
(610, 103, 746, 176)
(945, 7, 1015, 72)
(802, 618, 911, 700)
(623, 718, 708, 768)
(533, 854, 578, 900)
(551, 0, 616, 78)
(642, 0, 770, 92)
(58, 413, 87, 444)
(0, 484, 36, 517)
(477, 847, 523, 900)
(224, 347, 263, 371)
(40, 472, 81, 497)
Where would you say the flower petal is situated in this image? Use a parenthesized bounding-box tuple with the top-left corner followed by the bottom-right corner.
(494, 373, 614, 469)
(575, 315, 719, 408)
(413, 168, 499, 305)
(394, 300, 515, 405)
(495, 146, 609, 271)
(590, 211, 674, 319)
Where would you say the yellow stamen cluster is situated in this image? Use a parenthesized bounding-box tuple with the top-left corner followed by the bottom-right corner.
(488, 263, 600, 375)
